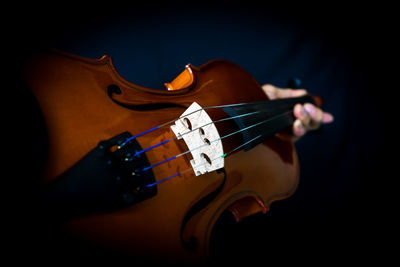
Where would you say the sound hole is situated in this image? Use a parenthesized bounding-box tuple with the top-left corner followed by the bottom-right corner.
(107, 84, 122, 95)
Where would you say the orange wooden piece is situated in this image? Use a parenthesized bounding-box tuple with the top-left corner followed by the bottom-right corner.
(164, 65, 194, 91)
(23, 50, 300, 263)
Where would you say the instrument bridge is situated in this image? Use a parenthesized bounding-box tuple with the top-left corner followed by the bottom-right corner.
(171, 102, 224, 176)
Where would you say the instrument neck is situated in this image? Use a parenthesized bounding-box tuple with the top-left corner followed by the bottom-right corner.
(222, 95, 316, 151)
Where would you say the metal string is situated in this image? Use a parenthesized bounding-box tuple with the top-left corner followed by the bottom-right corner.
(145, 134, 263, 188)
(140, 110, 293, 172)
(118, 101, 263, 148)
(127, 110, 261, 159)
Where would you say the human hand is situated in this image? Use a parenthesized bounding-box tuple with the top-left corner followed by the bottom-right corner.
(261, 84, 334, 141)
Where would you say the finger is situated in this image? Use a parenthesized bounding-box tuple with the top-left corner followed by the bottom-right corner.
(293, 119, 306, 137)
(261, 84, 278, 99)
(274, 87, 307, 99)
(294, 103, 311, 128)
(322, 112, 334, 123)
(278, 88, 307, 98)
(262, 84, 307, 100)
(304, 103, 334, 128)
(303, 103, 323, 130)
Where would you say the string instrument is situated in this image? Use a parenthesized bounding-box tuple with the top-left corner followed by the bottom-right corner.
(23, 50, 321, 263)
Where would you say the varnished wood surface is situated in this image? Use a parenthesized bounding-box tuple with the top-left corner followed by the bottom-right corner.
(23, 50, 300, 262)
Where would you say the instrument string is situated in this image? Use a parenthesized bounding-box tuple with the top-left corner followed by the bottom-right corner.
(128, 110, 261, 159)
(145, 134, 263, 188)
(119, 101, 264, 148)
(140, 110, 293, 172)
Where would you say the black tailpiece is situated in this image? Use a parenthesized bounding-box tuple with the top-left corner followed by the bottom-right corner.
(40, 132, 156, 220)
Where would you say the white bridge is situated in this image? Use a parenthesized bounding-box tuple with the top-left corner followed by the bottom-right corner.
(171, 102, 224, 176)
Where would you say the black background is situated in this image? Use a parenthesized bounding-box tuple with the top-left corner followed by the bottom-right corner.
(8, 1, 390, 264)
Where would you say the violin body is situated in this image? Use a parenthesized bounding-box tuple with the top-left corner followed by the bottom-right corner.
(24, 50, 300, 262)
